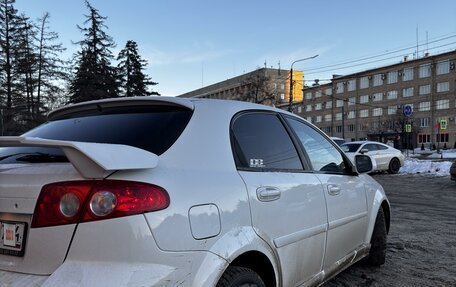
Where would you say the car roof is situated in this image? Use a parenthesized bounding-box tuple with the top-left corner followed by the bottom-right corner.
(48, 97, 295, 120)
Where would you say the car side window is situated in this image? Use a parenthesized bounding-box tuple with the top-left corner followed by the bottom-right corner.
(286, 117, 348, 173)
(376, 144, 388, 150)
(231, 113, 303, 171)
(364, 144, 378, 151)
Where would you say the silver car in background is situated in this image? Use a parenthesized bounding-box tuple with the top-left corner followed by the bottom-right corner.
(341, 141, 405, 174)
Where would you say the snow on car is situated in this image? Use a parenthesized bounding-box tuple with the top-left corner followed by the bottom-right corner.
(0, 97, 390, 287)
(341, 141, 405, 174)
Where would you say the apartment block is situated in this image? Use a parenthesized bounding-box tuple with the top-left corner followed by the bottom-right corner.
(296, 51, 456, 149)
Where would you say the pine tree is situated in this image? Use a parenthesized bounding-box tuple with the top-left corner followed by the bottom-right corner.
(35, 12, 67, 119)
(69, 0, 118, 103)
(117, 40, 159, 97)
(0, 0, 21, 134)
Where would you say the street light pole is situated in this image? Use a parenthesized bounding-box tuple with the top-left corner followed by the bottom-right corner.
(288, 54, 319, 112)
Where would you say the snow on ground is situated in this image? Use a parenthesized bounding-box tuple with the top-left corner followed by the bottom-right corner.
(400, 148, 455, 176)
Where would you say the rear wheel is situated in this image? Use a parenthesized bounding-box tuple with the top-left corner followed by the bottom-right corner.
(366, 208, 387, 266)
(388, 158, 400, 174)
(217, 266, 266, 287)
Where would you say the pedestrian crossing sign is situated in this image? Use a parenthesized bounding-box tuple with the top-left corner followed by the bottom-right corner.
(440, 119, 447, 130)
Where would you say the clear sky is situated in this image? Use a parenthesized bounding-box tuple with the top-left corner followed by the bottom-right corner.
(14, 0, 456, 96)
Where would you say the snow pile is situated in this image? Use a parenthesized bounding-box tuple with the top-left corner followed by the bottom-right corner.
(410, 148, 456, 159)
(400, 158, 453, 176)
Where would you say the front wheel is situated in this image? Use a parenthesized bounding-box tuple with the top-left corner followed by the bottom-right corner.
(388, 158, 401, 174)
(365, 208, 387, 266)
(217, 266, 266, 287)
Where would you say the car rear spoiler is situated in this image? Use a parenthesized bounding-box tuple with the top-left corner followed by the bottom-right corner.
(0, 137, 158, 179)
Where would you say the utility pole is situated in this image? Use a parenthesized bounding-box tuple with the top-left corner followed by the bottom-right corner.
(288, 55, 318, 112)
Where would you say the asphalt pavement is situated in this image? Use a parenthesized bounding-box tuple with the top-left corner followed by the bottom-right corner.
(325, 173, 456, 287)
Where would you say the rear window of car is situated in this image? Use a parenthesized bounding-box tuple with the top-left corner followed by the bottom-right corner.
(0, 105, 192, 163)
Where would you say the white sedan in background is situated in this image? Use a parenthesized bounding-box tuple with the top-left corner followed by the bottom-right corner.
(0, 97, 390, 287)
(341, 141, 405, 174)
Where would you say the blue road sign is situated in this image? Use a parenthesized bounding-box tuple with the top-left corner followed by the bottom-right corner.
(403, 105, 413, 117)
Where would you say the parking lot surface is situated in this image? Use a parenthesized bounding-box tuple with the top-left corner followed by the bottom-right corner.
(326, 173, 456, 286)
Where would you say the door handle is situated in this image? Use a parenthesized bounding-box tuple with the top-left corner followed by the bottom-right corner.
(327, 184, 341, 196)
(256, 186, 281, 202)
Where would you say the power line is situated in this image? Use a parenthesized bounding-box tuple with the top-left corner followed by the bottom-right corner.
(305, 33, 456, 72)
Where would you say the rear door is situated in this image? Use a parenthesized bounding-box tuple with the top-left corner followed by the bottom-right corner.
(231, 112, 327, 286)
(284, 117, 368, 271)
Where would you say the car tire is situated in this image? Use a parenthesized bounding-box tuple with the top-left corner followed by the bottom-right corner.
(365, 208, 387, 266)
(217, 266, 266, 287)
(388, 158, 401, 174)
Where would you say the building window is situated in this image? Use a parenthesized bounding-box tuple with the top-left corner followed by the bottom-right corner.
(347, 96, 356, 106)
(298, 106, 302, 113)
(419, 64, 431, 78)
(315, 103, 322, 110)
(372, 92, 383, 101)
(325, 114, 332, 122)
(359, 109, 369, 118)
(437, 133, 449, 143)
(347, 111, 355, 119)
(306, 104, 312, 112)
(305, 92, 312, 99)
(336, 99, 344, 107)
(336, 125, 342, 133)
(325, 88, 332, 96)
(373, 74, 383, 86)
(420, 118, 430, 128)
(436, 99, 450, 110)
(436, 81, 449, 92)
(316, 115, 322, 123)
(402, 67, 414, 81)
(326, 101, 332, 109)
(360, 95, 369, 103)
(335, 112, 342, 121)
(280, 93, 285, 100)
(280, 84, 285, 90)
(347, 79, 356, 91)
(336, 82, 344, 94)
(373, 108, 383, 116)
(347, 124, 355, 132)
(388, 106, 397, 115)
(387, 90, 398, 99)
(419, 102, 430, 111)
(436, 60, 450, 75)
(306, 116, 312, 122)
(403, 87, 414, 97)
(419, 84, 431, 95)
(387, 71, 398, 84)
(315, 90, 322, 98)
(360, 76, 369, 89)
(418, 133, 431, 143)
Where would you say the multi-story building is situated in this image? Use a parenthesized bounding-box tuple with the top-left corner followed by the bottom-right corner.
(296, 51, 456, 149)
(180, 51, 455, 149)
(179, 68, 303, 106)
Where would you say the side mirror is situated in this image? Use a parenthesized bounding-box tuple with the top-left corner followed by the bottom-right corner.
(355, 154, 375, 173)
(360, 148, 369, 154)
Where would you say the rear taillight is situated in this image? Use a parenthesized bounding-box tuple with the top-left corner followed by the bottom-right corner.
(31, 180, 169, 228)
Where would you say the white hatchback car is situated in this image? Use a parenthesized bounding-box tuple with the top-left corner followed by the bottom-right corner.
(0, 97, 390, 287)
(341, 141, 405, 174)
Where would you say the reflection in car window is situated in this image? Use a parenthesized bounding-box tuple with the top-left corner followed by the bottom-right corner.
(232, 113, 302, 170)
(286, 118, 347, 173)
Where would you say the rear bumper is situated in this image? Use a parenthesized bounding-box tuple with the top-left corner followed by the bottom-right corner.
(1, 215, 228, 286)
